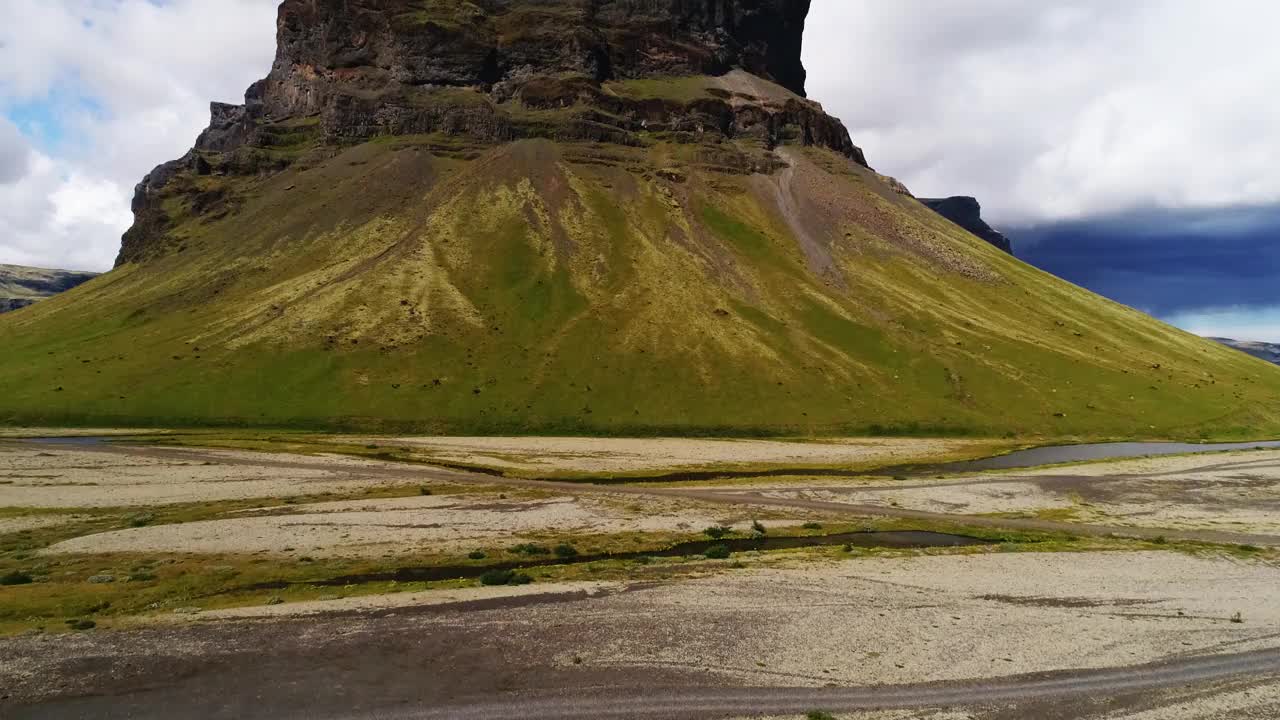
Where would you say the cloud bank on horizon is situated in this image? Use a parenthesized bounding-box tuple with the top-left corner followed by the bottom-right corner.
(804, 0, 1280, 341)
(0, 0, 1276, 340)
(1013, 205, 1280, 342)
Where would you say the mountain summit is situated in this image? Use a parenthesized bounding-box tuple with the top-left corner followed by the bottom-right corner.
(119, 0, 857, 265)
(2, 0, 1278, 436)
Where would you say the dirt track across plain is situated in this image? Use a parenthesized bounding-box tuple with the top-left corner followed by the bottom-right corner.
(361, 650, 1280, 720)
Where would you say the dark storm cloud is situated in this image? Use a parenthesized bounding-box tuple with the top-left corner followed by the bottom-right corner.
(1014, 205, 1280, 317)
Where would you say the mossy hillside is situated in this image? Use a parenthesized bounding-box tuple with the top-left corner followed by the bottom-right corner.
(2, 137, 1279, 437)
(603, 76, 718, 103)
(401, 1, 487, 26)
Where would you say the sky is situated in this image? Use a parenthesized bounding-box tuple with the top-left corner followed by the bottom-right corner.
(0, 0, 277, 271)
(0, 1, 1276, 341)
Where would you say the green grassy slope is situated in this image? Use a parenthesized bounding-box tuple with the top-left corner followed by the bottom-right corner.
(2, 136, 1278, 438)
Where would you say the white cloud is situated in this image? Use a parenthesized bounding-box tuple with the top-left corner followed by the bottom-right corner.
(805, 0, 1280, 225)
(0, 0, 277, 271)
(0, 116, 30, 184)
(0, 147, 131, 271)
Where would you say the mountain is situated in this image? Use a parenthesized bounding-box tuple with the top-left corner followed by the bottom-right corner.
(1, 0, 1278, 437)
(0, 264, 99, 314)
(1212, 338, 1280, 365)
(920, 197, 1013, 254)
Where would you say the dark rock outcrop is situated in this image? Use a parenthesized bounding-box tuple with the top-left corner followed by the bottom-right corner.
(117, 0, 867, 266)
(267, 0, 814, 100)
(1211, 338, 1280, 365)
(0, 264, 99, 313)
(921, 196, 1013, 255)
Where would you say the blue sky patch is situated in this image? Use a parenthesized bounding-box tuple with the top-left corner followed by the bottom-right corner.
(3, 88, 105, 157)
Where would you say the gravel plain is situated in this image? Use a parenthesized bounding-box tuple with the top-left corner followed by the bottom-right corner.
(4, 550, 1280, 719)
(561, 550, 1280, 687)
(3, 435, 1280, 718)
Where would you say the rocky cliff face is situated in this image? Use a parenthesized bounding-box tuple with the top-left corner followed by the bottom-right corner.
(118, 0, 863, 266)
(921, 197, 1012, 255)
(1211, 338, 1280, 365)
(270, 0, 813, 98)
(0, 264, 99, 314)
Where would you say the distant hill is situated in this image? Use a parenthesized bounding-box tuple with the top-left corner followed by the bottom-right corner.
(1211, 338, 1280, 365)
(920, 197, 1013, 254)
(1, 1, 1279, 437)
(0, 264, 99, 314)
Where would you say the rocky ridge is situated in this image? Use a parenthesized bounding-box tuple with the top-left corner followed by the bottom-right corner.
(118, 0, 864, 266)
(920, 197, 1013, 255)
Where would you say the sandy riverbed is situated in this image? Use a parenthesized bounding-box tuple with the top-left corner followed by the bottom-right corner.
(5, 550, 1278, 712)
(136, 549, 1280, 686)
(42, 491, 795, 557)
(4, 435, 1279, 719)
(201, 580, 625, 619)
(738, 449, 1280, 537)
(556, 550, 1280, 687)
(372, 436, 993, 474)
(0, 446, 464, 508)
